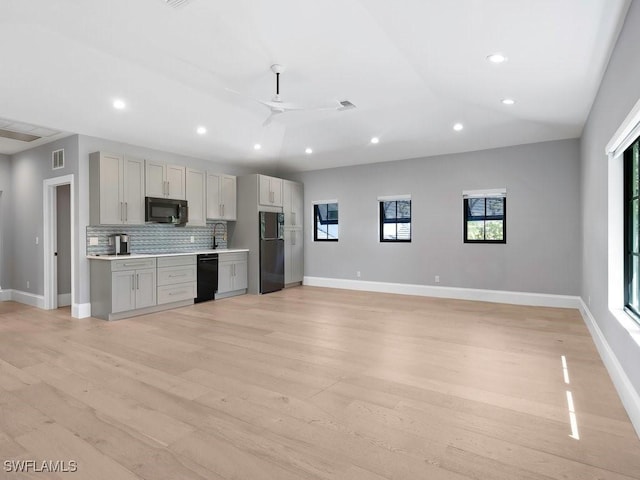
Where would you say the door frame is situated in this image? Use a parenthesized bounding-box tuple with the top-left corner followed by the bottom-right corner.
(43, 174, 74, 311)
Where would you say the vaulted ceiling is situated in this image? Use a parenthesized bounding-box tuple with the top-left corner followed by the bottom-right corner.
(0, 0, 631, 171)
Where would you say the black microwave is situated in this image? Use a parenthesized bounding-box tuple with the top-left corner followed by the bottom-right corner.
(145, 197, 188, 225)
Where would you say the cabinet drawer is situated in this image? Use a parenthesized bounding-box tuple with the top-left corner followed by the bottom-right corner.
(157, 265, 197, 286)
(157, 282, 196, 304)
(157, 255, 196, 268)
(111, 258, 156, 271)
(218, 252, 247, 264)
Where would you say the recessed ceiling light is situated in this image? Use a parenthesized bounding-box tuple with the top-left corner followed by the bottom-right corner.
(486, 53, 507, 64)
(501, 98, 516, 105)
(196, 126, 207, 135)
(113, 99, 126, 110)
(371, 137, 380, 144)
(453, 123, 464, 132)
(254, 143, 262, 150)
(305, 147, 313, 154)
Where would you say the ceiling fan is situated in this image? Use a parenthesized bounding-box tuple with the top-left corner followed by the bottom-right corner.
(229, 64, 356, 126)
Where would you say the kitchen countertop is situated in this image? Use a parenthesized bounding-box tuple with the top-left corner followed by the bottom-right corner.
(87, 248, 249, 260)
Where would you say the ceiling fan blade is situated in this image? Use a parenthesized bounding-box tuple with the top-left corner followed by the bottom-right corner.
(262, 110, 284, 127)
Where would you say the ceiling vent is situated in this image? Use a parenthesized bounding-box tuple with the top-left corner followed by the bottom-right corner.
(164, 0, 191, 8)
(0, 118, 60, 143)
(338, 100, 356, 111)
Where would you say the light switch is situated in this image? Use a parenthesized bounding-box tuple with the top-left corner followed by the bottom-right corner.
(89, 237, 99, 246)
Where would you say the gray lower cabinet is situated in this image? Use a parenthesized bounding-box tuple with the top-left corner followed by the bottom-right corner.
(90, 255, 197, 320)
(91, 257, 158, 319)
(217, 252, 248, 298)
(157, 256, 197, 304)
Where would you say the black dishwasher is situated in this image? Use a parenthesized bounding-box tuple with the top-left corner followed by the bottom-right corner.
(195, 253, 218, 303)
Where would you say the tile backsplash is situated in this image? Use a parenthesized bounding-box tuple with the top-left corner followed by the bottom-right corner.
(86, 222, 228, 255)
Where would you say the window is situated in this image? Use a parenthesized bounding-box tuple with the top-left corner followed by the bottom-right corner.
(379, 197, 411, 242)
(314, 202, 338, 241)
(463, 189, 506, 243)
(624, 138, 640, 320)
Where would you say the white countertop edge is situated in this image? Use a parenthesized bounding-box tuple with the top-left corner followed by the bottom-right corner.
(87, 249, 249, 260)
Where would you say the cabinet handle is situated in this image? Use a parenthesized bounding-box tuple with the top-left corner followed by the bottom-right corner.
(136, 274, 139, 290)
(292, 231, 296, 246)
(167, 181, 171, 196)
(168, 273, 187, 278)
(232, 264, 235, 277)
(121, 263, 148, 267)
(222, 204, 225, 217)
(120, 202, 124, 222)
(131, 274, 135, 291)
(125, 202, 128, 222)
(168, 289, 188, 296)
(292, 212, 296, 226)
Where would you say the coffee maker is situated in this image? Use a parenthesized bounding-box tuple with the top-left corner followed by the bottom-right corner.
(111, 234, 130, 255)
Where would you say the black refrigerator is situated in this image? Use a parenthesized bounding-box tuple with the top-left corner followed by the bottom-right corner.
(259, 211, 285, 294)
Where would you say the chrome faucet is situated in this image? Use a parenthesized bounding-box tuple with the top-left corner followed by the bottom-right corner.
(212, 222, 225, 249)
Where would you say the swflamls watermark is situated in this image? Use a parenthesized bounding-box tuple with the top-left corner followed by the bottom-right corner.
(4, 460, 78, 473)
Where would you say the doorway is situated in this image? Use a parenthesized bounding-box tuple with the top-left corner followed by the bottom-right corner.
(43, 175, 74, 312)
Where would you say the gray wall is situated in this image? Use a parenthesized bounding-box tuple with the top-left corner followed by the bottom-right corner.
(580, 1, 640, 397)
(10, 135, 79, 297)
(56, 184, 71, 295)
(0, 154, 12, 290)
(293, 138, 581, 295)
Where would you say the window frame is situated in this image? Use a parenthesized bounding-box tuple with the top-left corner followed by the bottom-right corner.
(463, 190, 506, 244)
(313, 201, 339, 242)
(624, 138, 640, 321)
(378, 197, 412, 243)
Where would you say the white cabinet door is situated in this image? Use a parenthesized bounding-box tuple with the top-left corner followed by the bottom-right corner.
(285, 228, 303, 285)
(217, 261, 234, 294)
(145, 160, 166, 198)
(283, 180, 303, 227)
(135, 268, 157, 309)
(123, 156, 145, 224)
(166, 164, 186, 200)
(206, 172, 222, 219)
(145, 161, 186, 199)
(95, 152, 124, 225)
(186, 168, 206, 226)
(207, 173, 236, 220)
(259, 175, 283, 207)
(234, 258, 248, 290)
(221, 174, 237, 220)
(112, 270, 135, 313)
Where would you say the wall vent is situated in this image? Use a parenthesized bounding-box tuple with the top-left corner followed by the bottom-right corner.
(52, 149, 64, 170)
(164, 0, 191, 8)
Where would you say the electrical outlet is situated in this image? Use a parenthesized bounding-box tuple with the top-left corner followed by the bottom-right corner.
(356, 271, 361, 278)
(190, 236, 195, 243)
(35, 236, 39, 245)
(26, 280, 30, 289)
(223, 232, 227, 241)
(435, 275, 440, 283)
(588, 296, 591, 306)
(89, 237, 99, 246)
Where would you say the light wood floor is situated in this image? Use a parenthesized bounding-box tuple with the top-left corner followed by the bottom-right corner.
(1, 287, 639, 479)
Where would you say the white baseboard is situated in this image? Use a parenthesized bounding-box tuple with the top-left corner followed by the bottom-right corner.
(0, 289, 11, 301)
(303, 276, 580, 308)
(578, 299, 640, 438)
(9, 290, 45, 309)
(72, 303, 91, 319)
(58, 293, 71, 307)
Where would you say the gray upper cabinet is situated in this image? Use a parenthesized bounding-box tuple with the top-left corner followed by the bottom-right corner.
(207, 172, 237, 220)
(89, 152, 145, 225)
(145, 160, 186, 200)
(283, 180, 303, 227)
(259, 175, 283, 207)
(186, 168, 206, 226)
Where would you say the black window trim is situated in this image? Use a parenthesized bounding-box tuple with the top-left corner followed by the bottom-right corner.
(313, 202, 339, 242)
(379, 197, 412, 243)
(463, 193, 507, 244)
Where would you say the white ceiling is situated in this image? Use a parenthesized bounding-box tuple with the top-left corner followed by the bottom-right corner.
(0, 0, 631, 171)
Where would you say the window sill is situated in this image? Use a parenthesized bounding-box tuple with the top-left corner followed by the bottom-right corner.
(610, 307, 640, 349)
